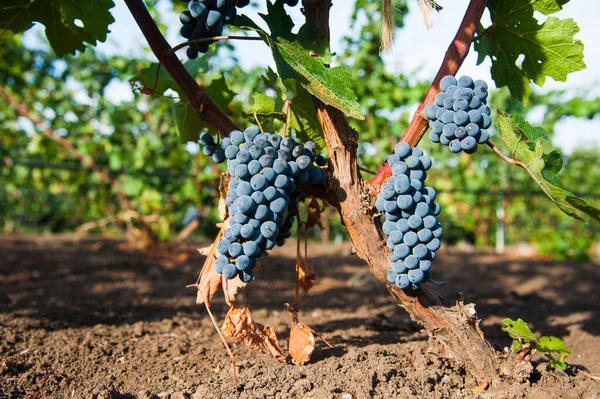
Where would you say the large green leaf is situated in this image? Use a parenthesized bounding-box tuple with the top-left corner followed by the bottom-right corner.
(172, 102, 204, 143)
(234, 1, 364, 120)
(0, 0, 115, 57)
(497, 111, 600, 222)
(285, 80, 326, 149)
(475, 0, 585, 104)
(247, 72, 326, 149)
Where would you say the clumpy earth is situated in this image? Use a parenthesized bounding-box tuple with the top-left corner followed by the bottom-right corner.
(0, 235, 599, 399)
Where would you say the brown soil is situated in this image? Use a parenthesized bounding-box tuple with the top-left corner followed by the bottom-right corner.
(1, 235, 599, 399)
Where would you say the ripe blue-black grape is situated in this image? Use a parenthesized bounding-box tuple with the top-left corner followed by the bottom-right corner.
(198, 126, 328, 282)
(377, 144, 443, 290)
(426, 75, 492, 153)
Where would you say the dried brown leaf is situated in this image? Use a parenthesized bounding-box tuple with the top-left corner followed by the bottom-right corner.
(196, 236, 222, 307)
(218, 172, 230, 221)
(297, 254, 316, 293)
(221, 306, 286, 362)
(197, 246, 212, 256)
(222, 275, 247, 306)
(218, 195, 228, 222)
(287, 307, 315, 365)
(195, 259, 222, 307)
(289, 321, 315, 365)
(306, 198, 324, 231)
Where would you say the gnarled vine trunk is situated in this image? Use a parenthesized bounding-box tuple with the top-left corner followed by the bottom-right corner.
(302, 0, 497, 386)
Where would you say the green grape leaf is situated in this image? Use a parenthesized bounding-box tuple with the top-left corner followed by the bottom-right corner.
(204, 75, 236, 110)
(498, 111, 600, 222)
(172, 102, 203, 143)
(536, 336, 571, 356)
(262, 66, 287, 100)
(548, 357, 568, 371)
(0, 0, 115, 57)
(247, 72, 325, 149)
(502, 318, 538, 344)
(248, 93, 285, 119)
(475, 0, 585, 104)
(234, 1, 363, 120)
(286, 80, 326, 149)
(130, 63, 180, 98)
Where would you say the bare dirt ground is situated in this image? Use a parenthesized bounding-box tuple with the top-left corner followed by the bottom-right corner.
(0, 235, 599, 399)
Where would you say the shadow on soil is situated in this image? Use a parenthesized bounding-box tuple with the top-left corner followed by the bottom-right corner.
(1, 236, 599, 347)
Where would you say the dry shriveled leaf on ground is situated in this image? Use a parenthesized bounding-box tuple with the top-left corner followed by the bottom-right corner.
(306, 198, 325, 231)
(287, 308, 315, 365)
(296, 254, 316, 293)
(221, 306, 286, 362)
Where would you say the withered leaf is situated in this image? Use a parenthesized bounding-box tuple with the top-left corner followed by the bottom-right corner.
(221, 306, 286, 362)
(306, 198, 325, 231)
(297, 254, 316, 294)
(219, 172, 230, 221)
(289, 321, 315, 365)
(195, 255, 222, 307)
(287, 307, 315, 365)
(196, 232, 222, 307)
(222, 275, 247, 306)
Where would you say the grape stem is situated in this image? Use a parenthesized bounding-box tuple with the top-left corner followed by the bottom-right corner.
(368, 0, 489, 186)
(168, 36, 264, 55)
(486, 141, 516, 165)
(253, 112, 264, 133)
(282, 100, 292, 137)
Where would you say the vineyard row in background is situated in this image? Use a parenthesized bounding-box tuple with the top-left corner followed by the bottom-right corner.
(2, 158, 599, 261)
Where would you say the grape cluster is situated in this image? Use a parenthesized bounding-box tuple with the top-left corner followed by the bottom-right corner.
(424, 75, 492, 154)
(200, 126, 328, 282)
(179, 0, 250, 59)
(376, 142, 443, 290)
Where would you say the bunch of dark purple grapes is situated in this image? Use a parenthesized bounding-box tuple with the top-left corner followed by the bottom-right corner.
(199, 127, 328, 282)
(424, 75, 492, 154)
(179, 0, 250, 59)
(376, 143, 442, 290)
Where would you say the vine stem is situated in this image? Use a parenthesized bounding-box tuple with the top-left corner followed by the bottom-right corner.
(368, 0, 489, 186)
(486, 141, 516, 165)
(124, 0, 238, 135)
(169, 36, 263, 55)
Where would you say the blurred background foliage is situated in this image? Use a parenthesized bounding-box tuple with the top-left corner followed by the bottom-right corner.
(1, 0, 599, 259)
